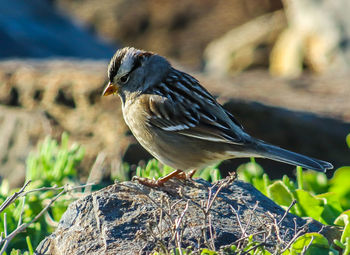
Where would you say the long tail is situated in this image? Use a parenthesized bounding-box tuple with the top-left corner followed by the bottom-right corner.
(252, 141, 333, 172)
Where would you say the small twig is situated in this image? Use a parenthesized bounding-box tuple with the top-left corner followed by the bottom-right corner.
(0, 183, 93, 255)
(206, 177, 233, 212)
(159, 196, 164, 246)
(278, 200, 296, 226)
(233, 230, 268, 245)
(293, 218, 298, 236)
(208, 213, 215, 250)
(0, 180, 31, 213)
(20, 183, 94, 197)
(230, 205, 246, 238)
(19, 185, 59, 196)
(279, 223, 310, 253)
(317, 224, 325, 235)
(301, 236, 315, 255)
(171, 199, 184, 210)
(3, 214, 7, 238)
(121, 183, 173, 223)
(44, 211, 59, 228)
(240, 200, 264, 226)
(17, 197, 26, 228)
(200, 176, 233, 250)
(267, 212, 283, 244)
(241, 242, 267, 255)
(174, 200, 189, 255)
(230, 204, 248, 250)
(242, 201, 259, 236)
(281, 228, 290, 243)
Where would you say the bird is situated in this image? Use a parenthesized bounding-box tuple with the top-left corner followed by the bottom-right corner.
(102, 47, 333, 187)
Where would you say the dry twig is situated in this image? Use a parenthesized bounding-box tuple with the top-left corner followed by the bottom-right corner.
(0, 182, 93, 255)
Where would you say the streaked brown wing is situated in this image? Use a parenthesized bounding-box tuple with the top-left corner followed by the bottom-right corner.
(143, 69, 246, 144)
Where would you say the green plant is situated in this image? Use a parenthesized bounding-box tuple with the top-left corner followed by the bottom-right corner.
(26, 132, 84, 188)
(0, 133, 85, 254)
(237, 157, 350, 253)
(2, 132, 350, 254)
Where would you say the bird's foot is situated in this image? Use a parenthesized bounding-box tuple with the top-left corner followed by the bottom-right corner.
(132, 169, 197, 188)
(174, 169, 197, 180)
(131, 176, 165, 188)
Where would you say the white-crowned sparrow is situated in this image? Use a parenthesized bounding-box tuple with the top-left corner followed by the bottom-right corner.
(103, 47, 333, 186)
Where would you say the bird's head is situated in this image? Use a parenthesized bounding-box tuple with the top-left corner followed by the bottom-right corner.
(102, 47, 170, 100)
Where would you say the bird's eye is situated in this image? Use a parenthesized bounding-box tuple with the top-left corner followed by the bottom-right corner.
(120, 74, 130, 84)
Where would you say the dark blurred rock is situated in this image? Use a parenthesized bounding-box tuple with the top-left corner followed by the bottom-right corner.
(54, 0, 282, 69)
(35, 178, 337, 254)
(0, 0, 114, 59)
(0, 60, 348, 187)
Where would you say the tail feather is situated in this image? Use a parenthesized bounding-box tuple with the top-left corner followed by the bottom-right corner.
(254, 142, 333, 172)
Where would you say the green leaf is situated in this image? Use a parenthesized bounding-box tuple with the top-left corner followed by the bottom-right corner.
(282, 175, 296, 193)
(195, 167, 211, 181)
(26, 236, 33, 255)
(210, 168, 221, 182)
(267, 181, 294, 207)
(316, 192, 343, 225)
(334, 210, 350, 243)
(252, 177, 268, 195)
(200, 248, 217, 255)
(329, 167, 350, 209)
(297, 166, 304, 190)
(344, 237, 350, 255)
(294, 189, 324, 223)
(301, 171, 328, 195)
(237, 160, 264, 183)
(346, 134, 350, 148)
(291, 233, 329, 255)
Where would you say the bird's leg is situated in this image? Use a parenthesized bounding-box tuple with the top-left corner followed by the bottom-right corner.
(186, 169, 197, 179)
(164, 169, 197, 180)
(133, 169, 198, 187)
(133, 169, 184, 187)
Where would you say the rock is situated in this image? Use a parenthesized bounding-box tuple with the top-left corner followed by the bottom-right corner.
(204, 0, 350, 77)
(0, 0, 114, 58)
(270, 0, 350, 77)
(0, 60, 131, 185)
(0, 106, 50, 188)
(204, 10, 287, 76)
(53, 0, 282, 69)
(35, 178, 338, 254)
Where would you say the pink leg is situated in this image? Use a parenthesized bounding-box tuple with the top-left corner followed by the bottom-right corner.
(133, 169, 184, 187)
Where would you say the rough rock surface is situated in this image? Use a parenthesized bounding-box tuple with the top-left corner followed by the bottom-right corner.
(35, 178, 337, 254)
(0, 60, 349, 185)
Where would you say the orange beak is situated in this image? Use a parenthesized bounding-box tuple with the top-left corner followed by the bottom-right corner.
(102, 82, 118, 96)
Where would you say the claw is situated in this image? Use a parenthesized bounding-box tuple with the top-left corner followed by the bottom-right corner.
(132, 169, 197, 188)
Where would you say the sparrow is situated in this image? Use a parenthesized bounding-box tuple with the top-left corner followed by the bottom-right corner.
(102, 47, 333, 187)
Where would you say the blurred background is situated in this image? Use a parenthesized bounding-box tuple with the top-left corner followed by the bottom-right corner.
(0, 0, 349, 188)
